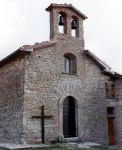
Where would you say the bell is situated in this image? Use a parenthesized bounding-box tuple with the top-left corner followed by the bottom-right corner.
(59, 16, 65, 26)
(71, 20, 77, 29)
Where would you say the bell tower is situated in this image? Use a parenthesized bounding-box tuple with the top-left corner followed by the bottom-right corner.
(46, 3, 87, 40)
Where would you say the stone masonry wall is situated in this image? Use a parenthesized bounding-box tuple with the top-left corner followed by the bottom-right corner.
(115, 79, 122, 146)
(0, 4, 121, 146)
(23, 36, 110, 145)
(0, 57, 25, 143)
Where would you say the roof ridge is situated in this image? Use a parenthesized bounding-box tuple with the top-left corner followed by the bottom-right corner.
(0, 40, 57, 68)
(19, 40, 57, 51)
(46, 3, 87, 20)
(84, 50, 111, 70)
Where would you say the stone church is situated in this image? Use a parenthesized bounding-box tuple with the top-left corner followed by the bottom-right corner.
(0, 3, 122, 146)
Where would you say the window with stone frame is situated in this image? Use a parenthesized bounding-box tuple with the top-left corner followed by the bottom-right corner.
(105, 81, 116, 98)
(107, 107, 115, 116)
(64, 53, 77, 74)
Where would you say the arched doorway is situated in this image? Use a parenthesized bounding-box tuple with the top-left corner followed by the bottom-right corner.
(63, 96, 77, 138)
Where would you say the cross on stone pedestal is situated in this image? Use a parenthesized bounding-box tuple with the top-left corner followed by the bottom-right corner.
(32, 105, 53, 143)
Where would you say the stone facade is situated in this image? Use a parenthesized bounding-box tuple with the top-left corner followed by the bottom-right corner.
(0, 3, 122, 146)
(115, 79, 122, 146)
(0, 55, 25, 143)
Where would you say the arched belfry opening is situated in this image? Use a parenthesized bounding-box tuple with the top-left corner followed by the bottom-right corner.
(71, 16, 79, 37)
(58, 12, 67, 34)
(63, 96, 78, 138)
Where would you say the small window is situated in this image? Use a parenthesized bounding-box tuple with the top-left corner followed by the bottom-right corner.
(64, 57, 70, 73)
(64, 53, 77, 74)
(107, 107, 115, 116)
(105, 82, 115, 98)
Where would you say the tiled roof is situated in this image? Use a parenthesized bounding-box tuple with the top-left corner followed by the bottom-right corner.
(84, 50, 122, 77)
(46, 3, 87, 20)
(0, 40, 57, 67)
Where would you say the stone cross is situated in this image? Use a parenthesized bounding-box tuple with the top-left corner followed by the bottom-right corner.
(32, 105, 53, 143)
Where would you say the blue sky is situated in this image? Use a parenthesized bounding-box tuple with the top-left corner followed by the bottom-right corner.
(0, 0, 122, 73)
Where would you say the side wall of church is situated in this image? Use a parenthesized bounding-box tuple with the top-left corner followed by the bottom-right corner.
(0, 57, 25, 143)
(23, 37, 110, 145)
(115, 79, 122, 146)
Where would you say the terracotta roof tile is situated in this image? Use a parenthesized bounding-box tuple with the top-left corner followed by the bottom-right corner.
(46, 3, 87, 20)
(0, 40, 57, 67)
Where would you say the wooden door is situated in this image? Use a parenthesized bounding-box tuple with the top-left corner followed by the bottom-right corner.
(107, 117, 116, 145)
(63, 96, 77, 138)
(63, 97, 69, 137)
